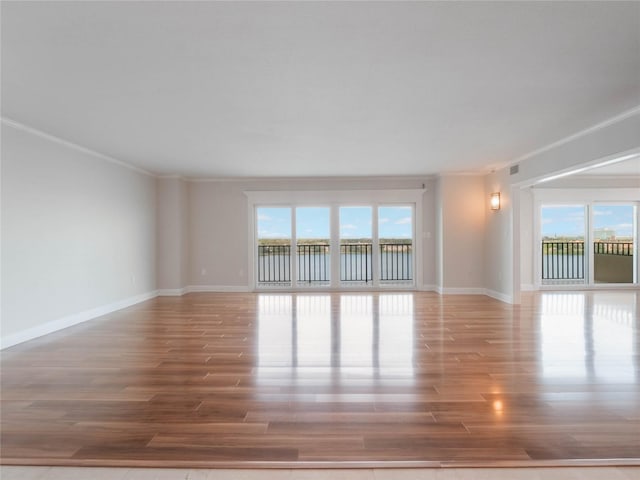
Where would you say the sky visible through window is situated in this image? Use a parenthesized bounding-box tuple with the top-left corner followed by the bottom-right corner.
(297, 207, 329, 239)
(257, 206, 413, 240)
(257, 207, 291, 239)
(593, 205, 634, 239)
(340, 207, 372, 239)
(541, 205, 634, 239)
(379, 206, 412, 239)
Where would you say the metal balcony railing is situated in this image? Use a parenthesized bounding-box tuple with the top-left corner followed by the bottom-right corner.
(541, 241, 634, 281)
(297, 244, 330, 283)
(257, 244, 291, 283)
(257, 242, 414, 285)
(340, 243, 372, 282)
(380, 243, 412, 281)
(258, 244, 330, 284)
(593, 242, 633, 256)
(542, 241, 585, 280)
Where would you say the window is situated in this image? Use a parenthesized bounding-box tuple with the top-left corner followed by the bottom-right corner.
(247, 189, 424, 290)
(541, 205, 586, 285)
(535, 192, 638, 287)
(592, 204, 636, 284)
(379, 206, 413, 284)
(340, 207, 373, 284)
(257, 207, 291, 286)
(296, 207, 331, 285)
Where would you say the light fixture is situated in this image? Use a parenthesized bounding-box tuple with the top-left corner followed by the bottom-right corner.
(490, 192, 501, 211)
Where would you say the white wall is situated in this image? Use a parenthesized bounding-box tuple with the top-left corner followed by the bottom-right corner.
(421, 184, 437, 290)
(189, 181, 250, 289)
(484, 169, 514, 302)
(434, 178, 443, 289)
(520, 187, 535, 290)
(436, 175, 486, 292)
(187, 177, 437, 290)
(1, 122, 157, 347)
(156, 177, 188, 293)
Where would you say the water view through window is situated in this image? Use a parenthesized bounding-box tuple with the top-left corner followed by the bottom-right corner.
(379, 206, 413, 283)
(257, 207, 291, 285)
(593, 205, 635, 284)
(541, 204, 636, 285)
(297, 207, 330, 285)
(340, 207, 373, 283)
(541, 205, 585, 284)
(256, 205, 414, 288)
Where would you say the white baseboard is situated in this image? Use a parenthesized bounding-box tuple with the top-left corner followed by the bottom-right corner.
(521, 283, 537, 291)
(439, 287, 486, 295)
(186, 285, 250, 293)
(484, 289, 513, 304)
(1, 290, 158, 350)
(419, 284, 438, 292)
(423, 285, 513, 304)
(157, 287, 188, 296)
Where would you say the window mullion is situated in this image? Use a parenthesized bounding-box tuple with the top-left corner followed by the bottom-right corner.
(372, 204, 380, 288)
(291, 206, 297, 288)
(330, 205, 340, 289)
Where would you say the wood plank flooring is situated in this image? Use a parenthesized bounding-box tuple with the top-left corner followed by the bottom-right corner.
(1, 291, 638, 467)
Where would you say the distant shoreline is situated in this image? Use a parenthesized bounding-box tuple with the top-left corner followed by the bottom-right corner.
(258, 238, 412, 246)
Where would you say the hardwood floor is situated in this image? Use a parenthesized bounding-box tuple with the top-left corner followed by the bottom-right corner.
(1, 291, 638, 468)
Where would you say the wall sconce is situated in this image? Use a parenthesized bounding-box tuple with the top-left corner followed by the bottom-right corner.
(490, 192, 501, 211)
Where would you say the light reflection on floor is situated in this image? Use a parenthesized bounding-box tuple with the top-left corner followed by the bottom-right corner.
(257, 293, 415, 386)
(256, 291, 638, 388)
(539, 291, 637, 383)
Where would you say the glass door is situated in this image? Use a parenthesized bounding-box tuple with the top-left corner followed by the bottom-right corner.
(256, 207, 292, 287)
(378, 206, 413, 285)
(254, 201, 419, 290)
(540, 205, 587, 285)
(296, 207, 331, 286)
(592, 204, 636, 284)
(339, 206, 373, 285)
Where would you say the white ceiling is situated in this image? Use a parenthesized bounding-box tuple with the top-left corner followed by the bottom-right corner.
(2, 1, 639, 178)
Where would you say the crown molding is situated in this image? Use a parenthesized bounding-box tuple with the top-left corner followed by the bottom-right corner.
(157, 175, 187, 180)
(508, 105, 640, 167)
(186, 174, 437, 183)
(436, 171, 486, 178)
(1, 117, 155, 177)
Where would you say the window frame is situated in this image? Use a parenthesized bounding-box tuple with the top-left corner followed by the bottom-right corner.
(246, 189, 424, 291)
